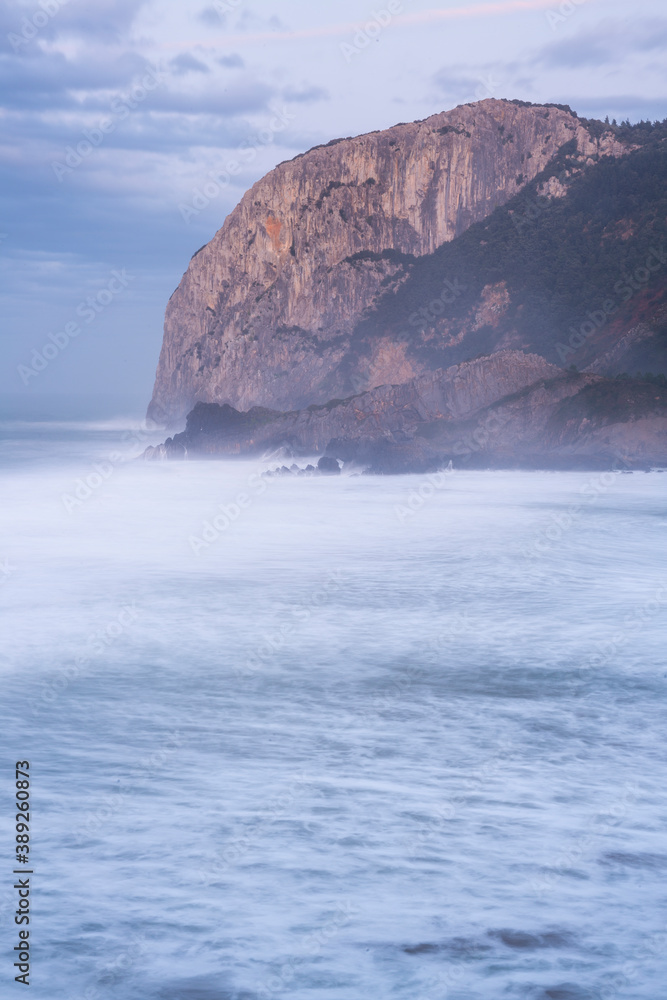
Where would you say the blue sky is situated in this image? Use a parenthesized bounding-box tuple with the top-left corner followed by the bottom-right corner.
(2, 0, 666, 418)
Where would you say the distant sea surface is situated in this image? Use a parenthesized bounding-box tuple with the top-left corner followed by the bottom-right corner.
(1, 422, 666, 1000)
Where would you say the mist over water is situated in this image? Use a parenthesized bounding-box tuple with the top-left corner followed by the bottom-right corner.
(1, 423, 667, 1000)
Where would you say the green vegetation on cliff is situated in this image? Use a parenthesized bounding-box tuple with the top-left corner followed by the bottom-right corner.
(352, 121, 667, 374)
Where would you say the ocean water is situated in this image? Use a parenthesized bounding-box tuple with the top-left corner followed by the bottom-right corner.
(1, 422, 666, 1000)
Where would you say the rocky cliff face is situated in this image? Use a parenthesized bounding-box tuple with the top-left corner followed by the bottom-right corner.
(149, 99, 628, 424)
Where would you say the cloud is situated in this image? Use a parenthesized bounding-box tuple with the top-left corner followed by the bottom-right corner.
(217, 54, 245, 69)
(0, 48, 156, 111)
(433, 65, 509, 106)
(567, 94, 667, 122)
(169, 53, 210, 76)
(4, 0, 148, 49)
(540, 35, 616, 70)
(538, 17, 667, 70)
(0, 45, 271, 119)
(282, 85, 329, 104)
(235, 10, 289, 33)
(435, 69, 494, 100)
(149, 80, 274, 116)
(0, 108, 296, 163)
(267, 15, 288, 31)
(183, 0, 558, 47)
(198, 5, 225, 27)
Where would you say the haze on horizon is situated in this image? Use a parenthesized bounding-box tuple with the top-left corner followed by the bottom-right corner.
(1, 0, 666, 420)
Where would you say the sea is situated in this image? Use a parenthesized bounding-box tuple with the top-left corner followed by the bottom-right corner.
(1, 420, 666, 1000)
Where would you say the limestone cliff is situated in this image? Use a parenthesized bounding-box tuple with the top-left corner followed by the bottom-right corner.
(149, 99, 628, 424)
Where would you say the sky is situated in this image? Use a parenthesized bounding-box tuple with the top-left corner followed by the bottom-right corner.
(1, 0, 666, 419)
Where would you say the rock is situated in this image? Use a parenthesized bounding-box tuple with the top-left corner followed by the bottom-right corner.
(317, 456, 341, 475)
(143, 355, 667, 472)
(143, 351, 563, 463)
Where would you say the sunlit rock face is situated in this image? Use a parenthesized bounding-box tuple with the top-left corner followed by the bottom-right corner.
(148, 99, 628, 424)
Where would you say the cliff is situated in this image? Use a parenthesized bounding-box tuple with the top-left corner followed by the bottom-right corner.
(148, 99, 630, 424)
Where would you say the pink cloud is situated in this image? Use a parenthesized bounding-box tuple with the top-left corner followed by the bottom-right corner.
(174, 0, 569, 49)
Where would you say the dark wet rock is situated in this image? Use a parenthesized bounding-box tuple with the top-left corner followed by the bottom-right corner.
(403, 942, 440, 955)
(403, 936, 492, 958)
(490, 928, 576, 950)
(263, 460, 335, 478)
(317, 456, 341, 475)
(541, 985, 596, 1000)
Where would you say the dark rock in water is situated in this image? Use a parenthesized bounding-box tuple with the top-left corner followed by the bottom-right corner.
(489, 927, 575, 950)
(403, 942, 440, 955)
(541, 985, 595, 1000)
(264, 461, 329, 478)
(265, 465, 296, 477)
(317, 456, 341, 475)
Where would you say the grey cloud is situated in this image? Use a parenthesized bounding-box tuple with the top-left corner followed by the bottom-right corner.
(0, 46, 268, 120)
(540, 35, 616, 69)
(433, 66, 508, 105)
(282, 85, 329, 104)
(169, 54, 211, 76)
(538, 17, 667, 70)
(198, 6, 225, 27)
(434, 69, 488, 99)
(148, 81, 275, 116)
(619, 16, 667, 51)
(0, 111, 283, 159)
(235, 9, 288, 32)
(567, 94, 667, 121)
(4, 0, 148, 48)
(218, 54, 245, 69)
(0, 49, 156, 111)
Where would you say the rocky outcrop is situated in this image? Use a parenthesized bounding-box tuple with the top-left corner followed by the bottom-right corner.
(405, 372, 667, 470)
(145, 350, 559, 460)
(149, 99, 629, 424)
(144, 350, 667, 471)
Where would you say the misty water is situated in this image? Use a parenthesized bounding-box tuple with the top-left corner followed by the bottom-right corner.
(1, 422, 667, 1000)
